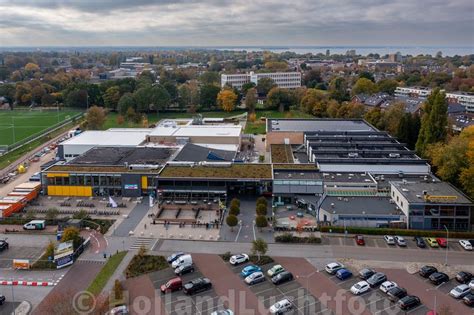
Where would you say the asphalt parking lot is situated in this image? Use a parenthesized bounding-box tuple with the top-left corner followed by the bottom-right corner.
(327, 235, 471, 253)
(0, 302, 21, 315)
(319, 265, 430, 315)
(149, 266, 225, 315)
(0, 246, 44, 268)
(228, 261, 333, 315)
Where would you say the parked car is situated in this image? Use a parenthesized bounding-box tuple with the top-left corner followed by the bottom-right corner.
(429, 272, 449, 285)
(459, 240, 473, 251)
(325, 262, 344, 274)
(229, 254, 249, 265)
(436, 238, 447, 248)
(269, 298, 293, 314)
(367, 273, 387, 287)
(394, 236, 406, 247)
(0, 295, 5, 305)
(0, 240, 8, 252)
(267, 265, 285, 277)
(160, 277, 182, 294)
(108, 305, 129, 315)
(241, 265, 262, 277)
(469, 279, 474, 290)
(167, 252, 185, 264)
(387, 287, 407, 302)
(397, 295, 420, 310)
(211, 310, 234, 315)
(425, 238, 439, 248)
(172, 254, 192, 269)
(463, 293, 474, 307)
(244, 271, 265, 285)
(336, 269, 353, 280)
(183, 278, 212, 295)
(413, 237, 426, 248)
(455, 271, 472, 284)
(271, 271, 293, 285)
(174, 263, 195, 276)
(355, 235, 365, 246)
(350, 281, 370, 295)
(449, 284, 470, 299)
(380, 281, 398, 294)
(383, 235, 396, 245)
(359, 268, 376, 280)
(419, 266, 438, 278)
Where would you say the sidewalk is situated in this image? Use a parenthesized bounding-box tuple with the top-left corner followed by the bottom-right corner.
(101, 250, 134, 295)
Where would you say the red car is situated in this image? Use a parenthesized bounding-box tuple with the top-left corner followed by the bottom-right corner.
(436, 238, 447, 248)
(355, 235, 365, 246)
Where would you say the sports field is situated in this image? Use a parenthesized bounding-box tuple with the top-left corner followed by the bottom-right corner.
(0, 109, 83, 146)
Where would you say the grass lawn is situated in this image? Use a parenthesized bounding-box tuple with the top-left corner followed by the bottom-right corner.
(125, 254, 168, 278)
(87, 251, 127, 296)
(0, 109, 82, 146)
(245, 110, 313, 134)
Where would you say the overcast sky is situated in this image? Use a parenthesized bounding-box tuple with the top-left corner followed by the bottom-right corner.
(1, 0, 473, 47)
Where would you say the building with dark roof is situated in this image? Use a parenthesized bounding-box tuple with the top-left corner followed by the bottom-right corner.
(173, 143, 236, 162)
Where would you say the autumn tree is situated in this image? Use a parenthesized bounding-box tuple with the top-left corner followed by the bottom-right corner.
(245, 88, 257, 113)
(351, 78, 377, 96)
(103, 86, 121, 110)
(217, 89, 238, 112)
(416, 89, 448, 156)
(264, 61, 288, 72)
(61, 226, 82, 249)
(85, 105, 106, 130)
(300, 89, 329, 117)
(266, 87, 294, 112)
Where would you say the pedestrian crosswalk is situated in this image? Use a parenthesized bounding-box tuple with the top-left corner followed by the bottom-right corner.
(129, 237, 154, 250)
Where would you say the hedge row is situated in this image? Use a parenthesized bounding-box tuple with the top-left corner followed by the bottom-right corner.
(320, 226, 474, 239)
(275, 233, 322, 244)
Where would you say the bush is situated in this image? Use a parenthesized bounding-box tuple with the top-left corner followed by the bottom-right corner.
(229, 204, 240, 216)
(220, 251, 232, 261)
(226, 215, 238, 230)
(125, 255, 167, 278)
(275, 232, 322, 244)
(249, 255, 274, 266)
(255, 215, 268, 229)
(113, 279, 123, 301)
(319, 226, 474, 238)
(256, 196, 268, 208)
(256, 203, 267, 216)
(259, 155, 264, 162)
(230, 198, 240, 208)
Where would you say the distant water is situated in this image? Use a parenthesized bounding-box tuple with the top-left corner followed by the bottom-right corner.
(1, 46, 472, 56)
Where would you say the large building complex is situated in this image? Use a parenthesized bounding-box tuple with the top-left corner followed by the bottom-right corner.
(221, 71, 301, 89)
(446, 91, 474, 112)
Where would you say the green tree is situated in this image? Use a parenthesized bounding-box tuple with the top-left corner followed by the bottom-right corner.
(255, 216, 268, 231)
(103, 86, 121, 110)
(226, 215, 238, 231)
(364, 107, 383, 129)
(85, 106, 106, 130)
(245, 88, 257, 113)
(303, 69, 322, 88)
(199, 72, 220, 85)
(256, 203, 267, 216)
(117, 92, 135, 115)
(351, 78, 377, 96)
(416, 89, 448, 156)
(241, 82, 256, 93)
(265, 87, 293, 112)
(199, 84, 220, 110)
(376, 79, 398, 95)
(256, 196, 268, 208)
(358, 71, 375, 82)
(396, 113, 420, 149)
(251, 238, 268, 260)
(229, 204, 240, 216)
(329, 77, 350, 102)
(230, 198, 240, 208)
(72, 209, 90, 220)
(256, 77, 276, 96)
(178, 82, 199, 110)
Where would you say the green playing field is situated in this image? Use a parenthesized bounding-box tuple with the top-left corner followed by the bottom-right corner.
(0, 109, 82, 146)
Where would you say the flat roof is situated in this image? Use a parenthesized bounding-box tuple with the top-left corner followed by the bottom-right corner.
(71, 147, 176, 166)
(62, 130, 149, 146)
(174, 143, 236, 162)
(320, 196, 401, 215)
(159, 163, 272, 179)
(149, 125, 242, 137)
(391, 181, 472, 204)
(267, 119, 375, 133)
(273, 170, 376, 183)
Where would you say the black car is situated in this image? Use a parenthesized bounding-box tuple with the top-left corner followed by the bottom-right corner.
(463, 293, 474, 307)
(367, 272, 387, 287)
(0, 295, 5, 305)
(397, 295, 420, 310)
(387, 287, 407, 302)
(429, 272, 449, 285)
(413, 237, 426, 248)
(419, 265, 437, 278)
(174, 263, 195, 276)
(0, 240, 9, 251)
(167, 252, 185, 264)
(455, 271, 472, 284)
(271, 271, 294, 285)
(183, 278, 212, 295)
(359, 268, 376, 280)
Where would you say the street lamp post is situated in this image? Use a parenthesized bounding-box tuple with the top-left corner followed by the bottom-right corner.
(444, 225, 449, 266)
(11, 117, 16, 144)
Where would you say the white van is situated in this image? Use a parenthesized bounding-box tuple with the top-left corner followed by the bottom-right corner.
(23, 220, 46, 230)
(171, 254, 192, 269)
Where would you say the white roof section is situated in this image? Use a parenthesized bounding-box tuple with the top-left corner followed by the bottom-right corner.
(62, 130, 149, 146)
(193, 143, 240, 151)
(149, 125, 242, 137)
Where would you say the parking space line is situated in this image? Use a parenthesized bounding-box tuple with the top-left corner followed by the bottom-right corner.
(373, 304, 397, 315)
(406, 304, 424, 314)
(335, 278, 355, 285)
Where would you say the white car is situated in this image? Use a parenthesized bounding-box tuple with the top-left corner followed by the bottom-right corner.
(459, 240, 473, 251)
(244, 271, 265, 285)
(211, 310, 234, 315)
(325, 262, 344, 274)
(350, 281, 370, 295)
(379, 281, 398, 294)
(469, 279, 474, 290)
(394, 236, 406, 247)
(229, 254, 249, 265)
(269, 299, 293, 314)
(383, 235, 395, 245)
(449, 284, 470, 299)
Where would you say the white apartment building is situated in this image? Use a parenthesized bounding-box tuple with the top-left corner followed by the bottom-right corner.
(394, 87, 432, 98)
(446, 92, 474, 112)
(221, 72, 301, 89)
